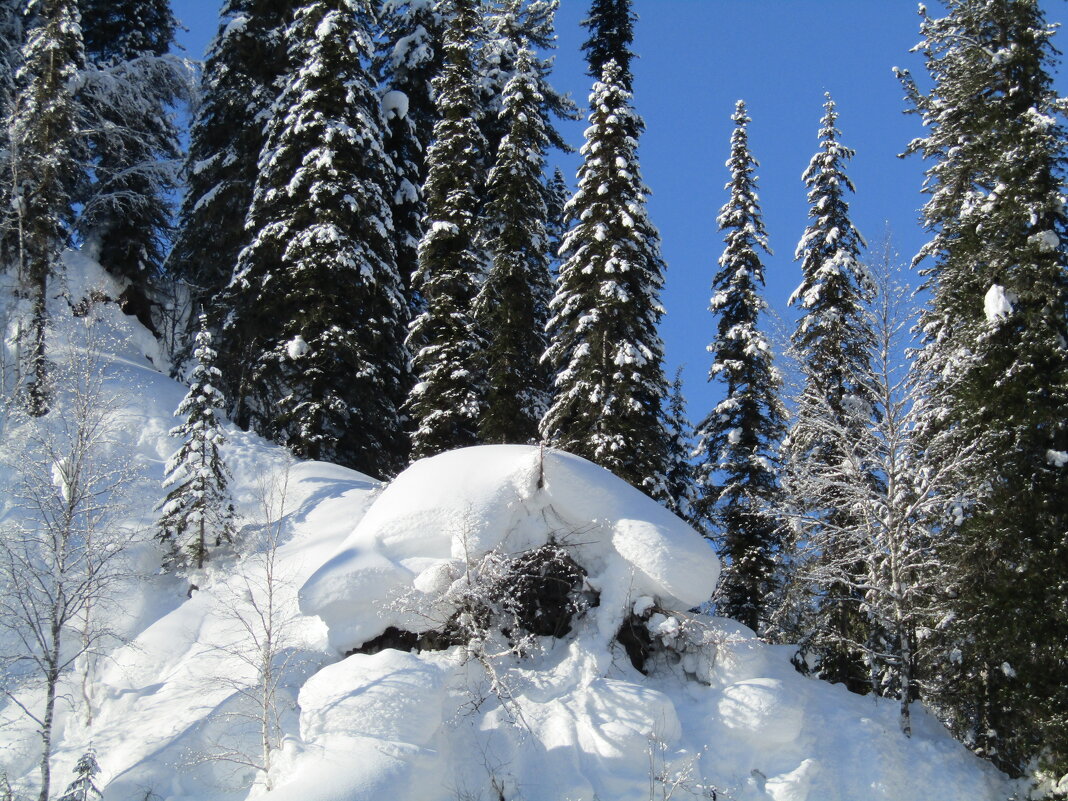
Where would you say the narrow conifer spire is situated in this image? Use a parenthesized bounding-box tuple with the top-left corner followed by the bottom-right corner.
(783, 94, 874, 692)
(541, 59, 670, 497)
(158, 315, 235, 571)
(476, 43, 553, 444)
(405, 0, 488, 460)
(694, 100, 784, 632)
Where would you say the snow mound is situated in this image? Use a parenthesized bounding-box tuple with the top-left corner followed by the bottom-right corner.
(299, 445, 720, 652)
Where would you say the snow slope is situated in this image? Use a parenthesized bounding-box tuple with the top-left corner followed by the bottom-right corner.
(0, 255, 1014, 801)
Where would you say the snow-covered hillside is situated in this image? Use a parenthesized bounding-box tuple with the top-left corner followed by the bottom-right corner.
(0, 260, 1013, 800)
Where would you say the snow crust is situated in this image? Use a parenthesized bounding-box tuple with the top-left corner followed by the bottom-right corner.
(0, 251, 1015, 801)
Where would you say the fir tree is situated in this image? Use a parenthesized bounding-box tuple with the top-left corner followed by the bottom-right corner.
(224, 0, 409, 476)
(783, 94, 875, 691)
(405, 0, 488, 460)
(544, 166, 569, 273)
(479, 0, 574, 156)
(0, 0, 25, 269)
(374, 0, 445, 304)
(663, 367, 698, 527)
(158, 315, 236, 570)
(77, 0, 184, 287)
(475, 43, 553, 444)
(693, 101, 784, 633)
(9, 0, 87, 416)
(168, 0, 296, 345)
(541, 58, 670, 496)
(899, 0, 1068, 777)
(57, 749, 102, 801)
(580, 0, 635, 93)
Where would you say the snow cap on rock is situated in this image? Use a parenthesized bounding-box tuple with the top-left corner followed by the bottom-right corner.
(299, 445, 720, 652)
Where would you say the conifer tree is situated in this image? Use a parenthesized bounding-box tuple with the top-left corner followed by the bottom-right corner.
(541, 58, 670, 495)
(77, 0, 184, 286)
(545, 166, 569, 272)
(663, 368, 698, 527)
(693, 101, 784, 633)
(158, 315, 235, 570)
(783, 95, 874, 691)
(57, 749, 102, 801)
(0, 0, 25, 268)
(475, 44, 553, 444)
(168, 0, 296, 337)
(581, 0, 635, 92)
(9, 0, 86, 416)
(375, 0, 445, 303)
(406, 0, 488, 459)
(479, 0, 574, 156)
(899, 0, 1068, 777)
(224, 0, 409, 476)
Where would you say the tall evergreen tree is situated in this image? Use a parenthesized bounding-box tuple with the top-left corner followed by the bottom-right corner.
(405, 0, 488, 460)
(479, 0, 574, 156)
(693, 101, 784, 633)
(374, 0, 445, 304)
(544, 166, 569, 272)
(168, 0, 296, 341)
(0, 0, 25, 269)
(224, 0, 409, 475)
(475, 44, 553, 444)
(77, 0, 184, 287)
(541, 58, 670, 496)
(158, 315, 235, 570)
(663, 368, 698, 527)
(783, 95, 875, 692)
(899, 0, 1068, 777)
(580, 0, 635, 93)
(9, 0, 86, 416)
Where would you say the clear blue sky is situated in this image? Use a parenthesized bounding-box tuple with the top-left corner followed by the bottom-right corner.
(170, 0, 1068, 426)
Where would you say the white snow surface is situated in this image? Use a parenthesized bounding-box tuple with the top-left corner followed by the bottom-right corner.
(0, 251, 1015, 801)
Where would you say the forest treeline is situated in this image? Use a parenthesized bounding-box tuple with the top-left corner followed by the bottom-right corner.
(0, 0, 1066, 795)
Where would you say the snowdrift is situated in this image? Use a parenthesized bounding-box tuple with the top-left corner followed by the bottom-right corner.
(0, 255, 1013, 801)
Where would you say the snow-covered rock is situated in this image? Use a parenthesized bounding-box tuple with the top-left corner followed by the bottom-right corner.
(299, 445, 720, 652)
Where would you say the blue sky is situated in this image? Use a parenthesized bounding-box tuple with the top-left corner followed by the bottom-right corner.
(170, 0, 1068, 426)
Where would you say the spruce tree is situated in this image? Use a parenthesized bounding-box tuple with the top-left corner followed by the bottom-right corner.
(479, 0, 574, 156)
(541, 58, 670, 495)
(9, 0, 86, 416)
(158, 315, 236, 570)
(405, 0, 488, 460)
(693, 101, 784, 633)
(168, 0, 296, 341)
(663, 368, 698, 527)
(224, 0, 409, 476)
(374, 0, 445, 304)
(77, 0, 183, 287)
(544, 166, 569, 272)
(783, 95, 875, 692)
(475, 44, 553, 444)
(581, 0, 635, 92)
(0, 0, 25, 269)
(57, 749, 103, 801)
(899, 0, 1068, 777)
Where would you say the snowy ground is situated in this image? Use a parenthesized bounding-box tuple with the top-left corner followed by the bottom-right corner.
(0, 254, 1014, 801)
